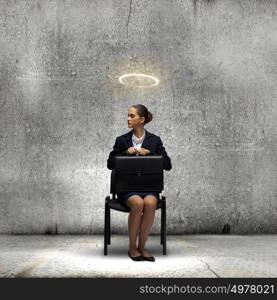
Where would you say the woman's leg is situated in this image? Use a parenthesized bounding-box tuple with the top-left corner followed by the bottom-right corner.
(138, 195, 158, 257)
(126, 195, 144, 257)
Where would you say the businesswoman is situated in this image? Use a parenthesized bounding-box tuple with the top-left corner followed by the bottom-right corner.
(107, 104, 172, 262)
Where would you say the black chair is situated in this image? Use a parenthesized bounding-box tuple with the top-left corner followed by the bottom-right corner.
(104, 156, 167, 255)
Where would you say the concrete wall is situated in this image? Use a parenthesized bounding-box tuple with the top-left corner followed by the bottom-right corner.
(0, 0, 276, 234)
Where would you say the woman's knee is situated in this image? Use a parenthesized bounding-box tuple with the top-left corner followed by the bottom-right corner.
(143, 195, 158, 211)
(127, 195, 144, 213)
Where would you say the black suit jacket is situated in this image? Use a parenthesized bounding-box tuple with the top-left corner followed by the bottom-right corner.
(107, 129, 172, 171)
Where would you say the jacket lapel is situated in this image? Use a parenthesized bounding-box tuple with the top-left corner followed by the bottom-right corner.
(141, 130, 151, 149)
(124, 130, 134, 148)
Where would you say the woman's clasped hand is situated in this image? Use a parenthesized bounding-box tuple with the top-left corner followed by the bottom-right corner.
(127, 147, 150, 156)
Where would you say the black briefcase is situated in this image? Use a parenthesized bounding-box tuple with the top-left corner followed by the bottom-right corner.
(113, 156, 164, 193)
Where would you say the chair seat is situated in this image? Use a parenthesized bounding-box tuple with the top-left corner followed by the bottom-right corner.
(108, 197, 163, 212)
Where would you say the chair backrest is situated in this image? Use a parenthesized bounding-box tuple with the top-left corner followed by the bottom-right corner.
(110, 156, 164, 194)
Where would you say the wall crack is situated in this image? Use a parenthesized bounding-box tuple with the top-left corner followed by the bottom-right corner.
(126, 0, 133, 38)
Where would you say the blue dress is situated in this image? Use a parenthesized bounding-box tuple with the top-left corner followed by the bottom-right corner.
(117, 192, 159, 206)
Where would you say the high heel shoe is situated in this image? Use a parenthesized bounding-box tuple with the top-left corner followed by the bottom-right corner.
(128, 251, 144, 261)
(137, 248, 155, 262)
(143, 255, 155, 262)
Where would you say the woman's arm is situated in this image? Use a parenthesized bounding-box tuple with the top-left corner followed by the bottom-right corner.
(107, 137, 128, 170)
(149, 137, 172, 171)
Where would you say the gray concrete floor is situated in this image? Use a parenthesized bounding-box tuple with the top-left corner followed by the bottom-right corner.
(0, 234, 276, 278)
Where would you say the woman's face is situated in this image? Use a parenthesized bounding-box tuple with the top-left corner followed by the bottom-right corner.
(127, 107, 145, 128)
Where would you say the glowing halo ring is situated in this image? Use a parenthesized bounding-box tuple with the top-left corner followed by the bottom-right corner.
(118, 73, 159, 88)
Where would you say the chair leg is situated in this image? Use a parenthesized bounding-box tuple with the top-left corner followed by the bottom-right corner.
(160, 208, 164, 245)
(108, 206, 111, 245)
(104, 201, 109, 255)
(162, 200, 167, 255)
